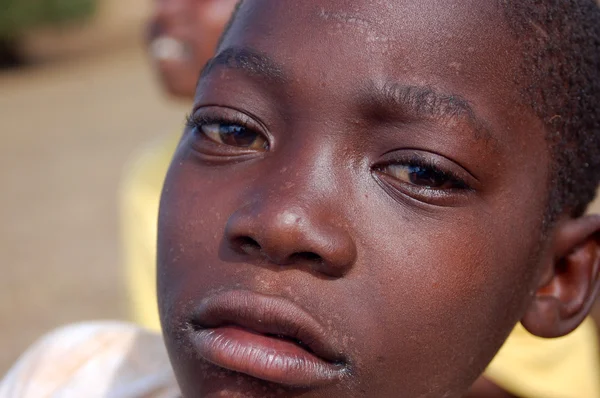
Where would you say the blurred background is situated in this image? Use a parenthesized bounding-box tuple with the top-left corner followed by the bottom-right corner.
(1, 0, 599, 378)
(0, 0, 188, 373)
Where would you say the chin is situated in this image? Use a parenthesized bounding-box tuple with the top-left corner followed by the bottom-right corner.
(160, 77, 196, 100)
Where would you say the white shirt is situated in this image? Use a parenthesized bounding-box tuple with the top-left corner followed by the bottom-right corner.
(0, 322, 180, 398)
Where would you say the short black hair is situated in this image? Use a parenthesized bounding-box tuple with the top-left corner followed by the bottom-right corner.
(502, 0, 600, 220)
(217, 0, 600, 220)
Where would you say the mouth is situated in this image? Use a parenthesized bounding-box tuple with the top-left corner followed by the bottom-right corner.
(187, 290, 349, 388)
(149, 35, 191, 63)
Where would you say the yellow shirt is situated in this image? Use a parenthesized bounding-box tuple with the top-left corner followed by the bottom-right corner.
(120, 133, 600, 398)
(486, 319, 600, 398)
(120, 135, 181, 331)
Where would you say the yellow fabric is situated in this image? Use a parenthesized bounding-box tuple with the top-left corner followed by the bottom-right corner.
(120, 134, 180, 331)
(120, 132, 600, 397)
(486, 319, 600, 398)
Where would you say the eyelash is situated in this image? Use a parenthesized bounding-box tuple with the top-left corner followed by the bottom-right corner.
(378, 155, 470, 190)
(185, 112, 251, 133)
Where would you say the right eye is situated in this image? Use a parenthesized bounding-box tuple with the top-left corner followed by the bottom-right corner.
(199, 122, 269, 151)
(185, 108, 271, 157)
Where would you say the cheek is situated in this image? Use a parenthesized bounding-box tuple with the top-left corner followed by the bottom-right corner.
(345, 203, 542, 392)
(157, 152, 264, 324)
(204, 0, 238, 22)
(194, 3, 233, 54)
(158, 159, 227, 317)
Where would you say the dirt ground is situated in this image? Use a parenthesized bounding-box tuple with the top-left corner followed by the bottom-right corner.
(1, 8, 600, 377)
(0, 42, 188, 374)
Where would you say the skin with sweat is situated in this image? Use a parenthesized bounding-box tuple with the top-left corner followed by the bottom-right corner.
(157, 1, 594, 397)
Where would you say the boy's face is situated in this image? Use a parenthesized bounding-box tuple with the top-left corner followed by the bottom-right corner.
(148, 0, 237, 98)
(158, 1, 553, 396)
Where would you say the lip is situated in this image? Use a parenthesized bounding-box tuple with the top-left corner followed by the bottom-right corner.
(187, 290, 348, 387)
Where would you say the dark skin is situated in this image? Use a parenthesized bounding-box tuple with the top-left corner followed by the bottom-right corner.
(467, 379, 516, 398)
(157, 1, 600, 397)
(147, 2, 536, 395)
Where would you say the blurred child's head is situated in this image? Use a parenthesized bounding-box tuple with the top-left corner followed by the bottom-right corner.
(148, 0, 238, 98)
(157, 1, 600, 396)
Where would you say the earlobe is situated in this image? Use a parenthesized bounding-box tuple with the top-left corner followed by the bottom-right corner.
(522, 214, 600, 338)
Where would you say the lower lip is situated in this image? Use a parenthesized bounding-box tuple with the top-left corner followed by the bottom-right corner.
(153, 58, 188, 77)
(190, 326, 346, 387)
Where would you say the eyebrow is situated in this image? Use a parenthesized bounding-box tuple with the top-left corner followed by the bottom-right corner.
(371, 83, 495, 142)
(197, 48, 496, 145)
(198, 47, 286, 86)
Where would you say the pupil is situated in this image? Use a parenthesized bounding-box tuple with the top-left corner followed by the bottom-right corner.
(409, 166, 445, 187)
(219, 125, 256, 147)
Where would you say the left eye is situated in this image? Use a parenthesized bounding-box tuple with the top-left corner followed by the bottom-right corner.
(200, 123, 269, 150)
(382, 164, 466, 189)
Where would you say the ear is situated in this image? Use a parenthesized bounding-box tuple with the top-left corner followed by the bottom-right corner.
(522, 214, 600, 338)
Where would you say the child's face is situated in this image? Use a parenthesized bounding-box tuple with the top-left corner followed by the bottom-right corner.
(148, 0, 237, 98)
(158, 1, 554, 396)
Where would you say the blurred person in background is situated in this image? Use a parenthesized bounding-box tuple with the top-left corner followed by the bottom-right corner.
(119, 1, 600, 397)
(148, 0, 237, 98)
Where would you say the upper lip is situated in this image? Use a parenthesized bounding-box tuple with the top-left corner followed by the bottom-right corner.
(189, 290, 347, 365)
(147, 22, 189, 49)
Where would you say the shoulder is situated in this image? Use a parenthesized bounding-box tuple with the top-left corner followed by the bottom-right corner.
(0, 321, 179, 398)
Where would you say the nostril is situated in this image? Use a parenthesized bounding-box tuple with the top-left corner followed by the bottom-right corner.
(292, 251, 324, 264)
(232, 236, 262, 255)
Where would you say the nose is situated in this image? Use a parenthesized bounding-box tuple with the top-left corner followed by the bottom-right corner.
(153, 0, 189, 26)
(224, 202, 357, 278)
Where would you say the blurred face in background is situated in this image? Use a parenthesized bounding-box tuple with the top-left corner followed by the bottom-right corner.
(148, 0, 238, 98)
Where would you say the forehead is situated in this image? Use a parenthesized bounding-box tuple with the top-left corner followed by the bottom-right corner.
(214, 0, 538, 146)
(223, 1, 514, 88)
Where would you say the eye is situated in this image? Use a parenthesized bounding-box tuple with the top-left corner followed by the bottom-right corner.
(200, 122, 269, 150)
(185, 108, 271, 157)
(375, 151, 477, 206)
(382, 163, 468, 190)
